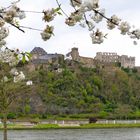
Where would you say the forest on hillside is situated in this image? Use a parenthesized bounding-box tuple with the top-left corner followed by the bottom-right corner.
(2, 61, 140, 120)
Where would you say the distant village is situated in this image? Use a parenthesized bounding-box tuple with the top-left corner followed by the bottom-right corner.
(27, 47, 136, 71)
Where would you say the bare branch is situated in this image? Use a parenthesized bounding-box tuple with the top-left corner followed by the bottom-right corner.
(19, 25, 43, 32)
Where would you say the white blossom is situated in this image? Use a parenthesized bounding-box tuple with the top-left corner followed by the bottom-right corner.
(26, 80, 33, 86)
(91, 9, 105, 23)
(130, 29, 140, 39)
(90, 29, 104, 44)
(40, 25, 54, 41)
(43, 8, 57, 22)
(70, 0, 81, 7)
(79, 22, 86, 28)
(0, 48, 19, 66)
(0, 19, 5, 27)
(81, 0, 99, 10)
(16, 11, 26, 19)
(65, 18, 76, 26)
(0, 40, 6, 46)
(65, 10, 83, 26)
(10, 68, 19, 76)
(118, 21, 131, 35)
(0, 27, 9, 40)
(107, 15, 121, 29)
(41, 32, 51, 41)
(14, 71, 25, 83)
(88, 21, 95, 31)
(2, 4, 26, 23)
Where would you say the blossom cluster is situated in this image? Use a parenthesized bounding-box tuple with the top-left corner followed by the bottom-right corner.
(41, 25, 54, 41)
(41, 7, 62, 41)
(43, 8, 57, 22)
(65, 10, 83, 26)
(0, 27, 9, 48)
(66, 0, 140, 44)
(10, 68, 25, 83)
(0, 48, 19, 66)
(38, 0, 140, 44)
(0, 3, 26, 49)
(90, 29, 104, 44)
(1, 4, 25, 23)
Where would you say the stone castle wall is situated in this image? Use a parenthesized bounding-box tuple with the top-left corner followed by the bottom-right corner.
(66, 48, 135, 68)
(66, 48, 95, 68)
(95, 52, 119, 63)
(95, 52, 135, 68)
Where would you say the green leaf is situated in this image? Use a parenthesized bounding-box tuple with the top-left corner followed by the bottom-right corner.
(22, 55, 26, 63)
(57, 11, 62, 15)
(25, 52, 32, 60)
(54, 7, 61, 12)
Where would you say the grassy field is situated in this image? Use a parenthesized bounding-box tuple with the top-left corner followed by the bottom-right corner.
(0, 123, 140, 130)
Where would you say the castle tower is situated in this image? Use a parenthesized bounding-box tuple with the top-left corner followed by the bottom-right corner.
(71, 47, 79, 61)
(30, 47, 47, 60)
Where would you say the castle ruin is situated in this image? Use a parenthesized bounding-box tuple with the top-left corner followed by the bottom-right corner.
(66, 48, 95, 68)
(66, 48, 135, 68)
(95, 52, 135, 68)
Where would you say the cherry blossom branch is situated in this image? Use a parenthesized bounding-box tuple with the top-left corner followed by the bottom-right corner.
(0, 14, 25, 33)
(72, 0, 118, 26)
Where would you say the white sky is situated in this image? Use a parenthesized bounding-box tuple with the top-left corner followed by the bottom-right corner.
(1, 0, 140, 66)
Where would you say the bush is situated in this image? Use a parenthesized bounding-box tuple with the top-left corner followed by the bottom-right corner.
(42, 114, 47, 119)
(7, 113, 17, 119)
(30, 117, 40, 124)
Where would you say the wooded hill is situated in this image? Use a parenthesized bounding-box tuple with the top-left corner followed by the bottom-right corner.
(4, 60, 140, 120)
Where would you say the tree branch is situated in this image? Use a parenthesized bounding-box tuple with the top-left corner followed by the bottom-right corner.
(0, 15, 25, 33)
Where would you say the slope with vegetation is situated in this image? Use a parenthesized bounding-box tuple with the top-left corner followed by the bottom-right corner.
(3, 60, 140, 120)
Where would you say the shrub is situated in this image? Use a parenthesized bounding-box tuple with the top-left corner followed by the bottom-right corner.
(7, 113, 17, 119)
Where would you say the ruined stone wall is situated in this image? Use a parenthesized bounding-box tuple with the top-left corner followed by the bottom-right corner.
(79, 56, 95, 68)
(67, 48, 95, 68)
(95, 52, 135, 68)
(95, 52, 119, 63)
(119, 55, 135, 68)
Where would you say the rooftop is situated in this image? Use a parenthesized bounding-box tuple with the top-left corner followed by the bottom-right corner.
(30, 47, 47, 55)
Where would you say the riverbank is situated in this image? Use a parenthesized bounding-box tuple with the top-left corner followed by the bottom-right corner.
(1, 123, 140, 130)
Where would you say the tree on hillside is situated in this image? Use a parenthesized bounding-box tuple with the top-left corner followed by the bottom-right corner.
(0, 61, 27, 140)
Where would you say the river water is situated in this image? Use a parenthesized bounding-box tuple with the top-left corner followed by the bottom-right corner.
(0, 128, 140, 140)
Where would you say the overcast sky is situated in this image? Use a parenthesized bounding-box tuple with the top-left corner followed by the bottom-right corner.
(1, 0, 140, 66)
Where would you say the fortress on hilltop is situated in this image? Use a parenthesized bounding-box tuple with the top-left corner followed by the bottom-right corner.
(27, 47, 135, 71)
(66, 48, 135, 68)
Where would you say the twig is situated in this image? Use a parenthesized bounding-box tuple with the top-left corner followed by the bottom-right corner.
(83, 13, 90, 29)
(55, 0, 69, 18)
(70, 0, 77, 11)
(23, 10, 43, 14)
(9, 22, 25, 33)
(19, 26, 43, 32)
